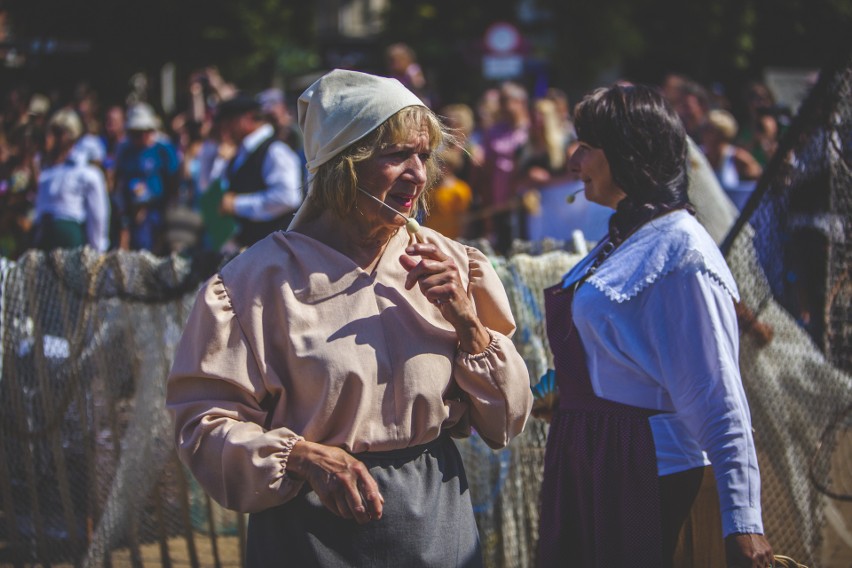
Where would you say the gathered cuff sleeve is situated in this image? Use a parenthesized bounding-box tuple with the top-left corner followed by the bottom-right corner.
(279, 435, 303, 477)
(453, 328, 533, 449)
(167, 275, 305, 513)
(457, 330, 499, 360)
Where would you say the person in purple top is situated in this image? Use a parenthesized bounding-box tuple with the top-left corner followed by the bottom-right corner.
(471, 81, 530, 253)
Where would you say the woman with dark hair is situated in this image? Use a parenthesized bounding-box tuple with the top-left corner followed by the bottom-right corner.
(535, 84, 774, 567)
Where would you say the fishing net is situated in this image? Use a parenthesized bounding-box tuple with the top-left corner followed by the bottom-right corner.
(0, 249, 224, 567)
(718, 45, 852, 566)
(1, 48, 850, 568)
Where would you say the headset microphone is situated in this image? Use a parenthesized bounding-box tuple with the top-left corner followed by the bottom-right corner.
(565, 188, 584, 204)
(357, 187, 422, 237)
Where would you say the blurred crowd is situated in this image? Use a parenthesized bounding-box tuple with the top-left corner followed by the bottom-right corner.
(0, 43, 790, 260)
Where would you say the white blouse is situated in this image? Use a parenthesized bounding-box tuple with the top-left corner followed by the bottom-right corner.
(561, 209, 763, 537)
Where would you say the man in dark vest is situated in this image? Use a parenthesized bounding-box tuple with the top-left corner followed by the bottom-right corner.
(216, 94, 303, 248)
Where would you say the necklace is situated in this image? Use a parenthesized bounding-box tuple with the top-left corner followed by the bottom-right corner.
(567, 239, 617, 295)
(585, 240, 616, 276)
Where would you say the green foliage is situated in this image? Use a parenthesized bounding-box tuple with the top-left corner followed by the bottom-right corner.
(198, 0, 317, 87)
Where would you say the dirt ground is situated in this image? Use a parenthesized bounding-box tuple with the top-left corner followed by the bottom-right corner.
(3, 497, 850, 567)
(106, 536, 243, 568)
(0, 535, 243, 568)
(13, 509, 849, 568)
(821, 498, 852, 568)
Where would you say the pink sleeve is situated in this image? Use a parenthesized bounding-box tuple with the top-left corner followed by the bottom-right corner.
(451, 247, 533, 449)
(167, 275, 305, 512)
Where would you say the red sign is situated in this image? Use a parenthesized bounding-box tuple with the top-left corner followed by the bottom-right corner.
(484, 22, 521, 54)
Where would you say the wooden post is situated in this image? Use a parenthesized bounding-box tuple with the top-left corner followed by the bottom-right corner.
(174, 456, 200, 568)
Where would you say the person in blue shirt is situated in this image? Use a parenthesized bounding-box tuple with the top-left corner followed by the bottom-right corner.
(113, 103, 179, 253)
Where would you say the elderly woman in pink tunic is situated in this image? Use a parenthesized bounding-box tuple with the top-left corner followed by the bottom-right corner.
(166, 69, 533, 567)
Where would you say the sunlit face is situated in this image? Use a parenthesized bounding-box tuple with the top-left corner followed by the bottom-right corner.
(220, 113, 256, 143)
(104, 107, 125, 138)
(269, 103, 291, 129)
(499, 93, 527, 124)
(354, 128, 431, 230)
(568, 142, 626, 209)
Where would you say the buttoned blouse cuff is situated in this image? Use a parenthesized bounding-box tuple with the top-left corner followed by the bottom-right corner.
(721, 506, 764, 538)
(280, 435, 305, 481)
(456, 329, 497, 360)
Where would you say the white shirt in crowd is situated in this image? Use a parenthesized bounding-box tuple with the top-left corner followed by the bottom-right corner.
(35, 159, 110, 252)
(70, 133, 107, 166)
(223, 123, 303, 221)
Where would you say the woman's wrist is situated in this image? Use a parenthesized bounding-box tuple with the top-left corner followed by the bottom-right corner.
(456, 321, 491, 355)
(286, 439, 314, 480)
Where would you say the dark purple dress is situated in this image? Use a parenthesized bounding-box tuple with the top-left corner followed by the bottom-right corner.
(536, 281, 664, 567)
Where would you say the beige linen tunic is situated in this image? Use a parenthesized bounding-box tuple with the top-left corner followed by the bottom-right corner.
(167, 226, 532, 513)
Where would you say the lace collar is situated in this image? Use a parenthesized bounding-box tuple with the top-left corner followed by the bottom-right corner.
(563, 210, 739, 304)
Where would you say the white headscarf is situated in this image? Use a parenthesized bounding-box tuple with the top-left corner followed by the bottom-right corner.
(297, 69, 427, 175)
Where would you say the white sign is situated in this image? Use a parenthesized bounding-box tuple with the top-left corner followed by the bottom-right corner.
(483, 54, 523, 79)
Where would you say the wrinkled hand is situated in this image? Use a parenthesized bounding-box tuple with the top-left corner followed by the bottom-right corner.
(725, 533, 774, 567)
(287, 441, 383, 524)
(399, 242, 490, 354)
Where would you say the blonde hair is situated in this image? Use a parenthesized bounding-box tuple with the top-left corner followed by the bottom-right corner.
(48, 109, 84, 140)
(439, 103, 475, 138)
(303, 106, 451, 221)
(533, 98, 566, 170)
(707, 109, 739, 142)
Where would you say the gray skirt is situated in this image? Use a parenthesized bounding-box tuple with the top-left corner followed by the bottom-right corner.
(246, 435, 482, 568)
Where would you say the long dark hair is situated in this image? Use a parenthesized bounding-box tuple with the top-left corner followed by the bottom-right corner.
(573, 83, 692, 244)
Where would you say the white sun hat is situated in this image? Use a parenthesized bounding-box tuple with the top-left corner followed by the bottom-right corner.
(126, 103, 159, 131)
